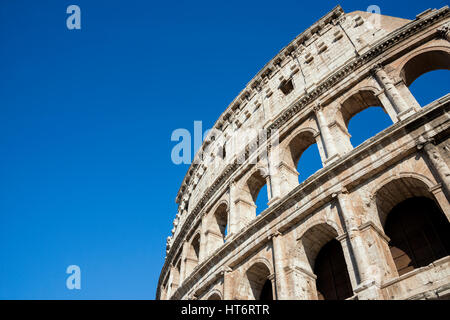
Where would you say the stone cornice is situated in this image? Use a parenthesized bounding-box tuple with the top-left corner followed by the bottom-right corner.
(157, 6, 450, 299)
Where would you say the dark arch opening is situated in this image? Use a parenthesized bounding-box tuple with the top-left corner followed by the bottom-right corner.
(246, 262, 272, 300)
(208, 293, 221, 300)
(191, 234, 200, 261)
(214, 203, 228, 240)
(385, 197, 450, 276)
(259, 279, 273, 300)
(314, 239, 353, 300)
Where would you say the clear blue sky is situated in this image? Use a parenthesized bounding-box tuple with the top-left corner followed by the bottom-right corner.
(0, 0, 448, 299)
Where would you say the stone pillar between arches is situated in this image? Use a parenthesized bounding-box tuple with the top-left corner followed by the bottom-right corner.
(334, 191, 398, 299)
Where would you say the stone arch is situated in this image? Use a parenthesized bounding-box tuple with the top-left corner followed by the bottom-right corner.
(285, 127, 319, 168)
(239, 258, 274, 300)
(374, 176, 450, 276)
(204, 200, 229, 257)
(205, 289, 223, 300)
(282, 126, 322, 184)
(243, 166, 269, 208)
(297, 222, 340, 271)
(331, 86, 394, 152)
(339, 88, 389, 128)
(372, 175, 436, 227)
(296, 221, 353, 300)
(185, 232, 201, 277)
(397, 46, 450, 87)
(210, 198, 230, 216)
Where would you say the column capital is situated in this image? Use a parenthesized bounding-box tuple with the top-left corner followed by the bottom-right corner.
(437, 23, 450, 40)
(286, 265, 317, 280)
(416, 135, 435, 150)
(358, 221, 391, 243)
(220, 266, 232, 275)
(268, 230, 282, 240)
(370, 63, 384, 76)
(332, 187, 349, 198)
(313, 100, 323, 113)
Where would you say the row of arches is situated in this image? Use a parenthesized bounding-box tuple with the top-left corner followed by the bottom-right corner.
(205, 177, 450, 300)
(180, 59, 449, 288)
(242, 48, 450, 218)
(165, 47, 450, 299)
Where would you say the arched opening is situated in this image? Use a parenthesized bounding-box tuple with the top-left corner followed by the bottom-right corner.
(299, 223, 353, 300)
(185, 233, 201, 277)
(205, 203, 228, 257)
(375, 177, 435, 227)
(408, 70, 450, 106)
(314, 239, 353, 300)
(288, 130, 322, 184)
(207, 293, 222, 300)
(214, 204, 228, 239)
(245, 169, 268, 216)
(375, 177, 450, 276)
(341, 90, 392, 148)
(191, 234, 200, 261)
(347, 107, 393, 147)
(255, 184, 268, 216)
(259, 279, 274, 300)
(401, 49, 450, 107)
(384, 197, 450, 276)
(245, 262, 273, 300)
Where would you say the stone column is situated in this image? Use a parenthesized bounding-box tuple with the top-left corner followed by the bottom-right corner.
(179, 242, 189, 285)
(270, 231, 290, 299)
(430, 184, 450, 222)
(313, 102, 339, 164)
(221, 266, 233, 300)
(395, 78, 421, 111)
(372, 65, 414, 120)
(417, 137, 450, 194)
(285, 266, 318, 300)
(167, 264, 179, 299)
(268, 273, 277, 299)
(229, 180, 257, 235)
(375, 89, 399, 123)
(334, 190, 385, 299)
(267, 147, 298, 201)
(314, 132, 328, 166)
(323, 101, 352, 155)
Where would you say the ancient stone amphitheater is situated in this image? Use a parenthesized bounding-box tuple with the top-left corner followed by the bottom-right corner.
(157, 5, 450, 300)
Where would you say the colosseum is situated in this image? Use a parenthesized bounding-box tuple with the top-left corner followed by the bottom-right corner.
(157, 5, 450, 300)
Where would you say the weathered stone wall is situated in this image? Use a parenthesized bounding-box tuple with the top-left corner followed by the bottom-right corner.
(158, 5, 450, 300)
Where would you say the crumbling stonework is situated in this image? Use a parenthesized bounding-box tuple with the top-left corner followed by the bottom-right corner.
(157, 5, 450, 300)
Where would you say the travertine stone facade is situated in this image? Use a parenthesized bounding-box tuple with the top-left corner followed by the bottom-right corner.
(157, 5, 450, 300)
